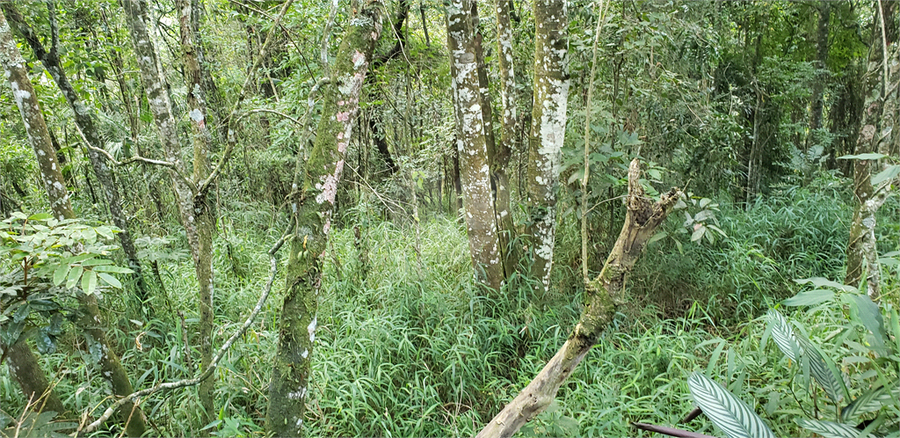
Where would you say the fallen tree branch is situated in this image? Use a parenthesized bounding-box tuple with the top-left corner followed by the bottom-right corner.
(475, 159, 681, 438)
(75, 224, 291, 435)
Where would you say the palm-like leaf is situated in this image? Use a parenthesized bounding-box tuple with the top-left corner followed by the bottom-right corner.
(798, 335, 847, 404)
(687, 373, 775, 438)
(841, 384, 891, 422)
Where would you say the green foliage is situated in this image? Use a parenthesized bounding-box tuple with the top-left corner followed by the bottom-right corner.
(0, 212, 131, 352)
(0, 409, 76, 438)
(688, 372, 775, 438)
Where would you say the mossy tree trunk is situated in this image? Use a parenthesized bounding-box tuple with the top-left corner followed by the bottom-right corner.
(447, 0, 503, 293)
(122, 0, 217, 428)
(525, 0, 570, 293)
(0, 11, 146, 435)
(495, 0, 519, 279)
(2, 339, 66, 415)
(1, 2, 150, 304)
(265, 2, 383, 435)
(846, 9, 900, 299)
(476, 160, 680, 438)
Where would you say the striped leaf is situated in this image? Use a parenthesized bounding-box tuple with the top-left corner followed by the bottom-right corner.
(841, 384, 891, 422)
(798, 336, 847, 404)
(688, 373, 775, 438)
(767, 309, 802, 361)
(796, 419, 872, 438)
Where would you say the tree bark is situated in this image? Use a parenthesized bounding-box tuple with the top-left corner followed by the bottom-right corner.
(0, 11, 146, 435)
(476, 160, 680, 438)
(495, 0, 519, 279)
(2, 2, 150, 304)
(122, 0, 218, 429)
(265, 2, 383, 435)
(807, 2, 830, 149)
(845, 8, 900, 299)
(447, 0, 503, 293)
(526, 0, 570, 293)
(2, 339, 66, 416)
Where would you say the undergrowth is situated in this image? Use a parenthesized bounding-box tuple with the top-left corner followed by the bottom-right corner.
(4, 177, 897, 437)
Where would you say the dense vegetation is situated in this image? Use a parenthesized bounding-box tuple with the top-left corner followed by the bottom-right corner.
(1, 0, 899, 437)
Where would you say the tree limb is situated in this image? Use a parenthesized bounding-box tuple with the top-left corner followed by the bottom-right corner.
(75, 224, 291, 435)
(475, 159, 681, 438)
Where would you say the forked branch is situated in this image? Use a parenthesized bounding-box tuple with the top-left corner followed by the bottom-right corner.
(475, 159, 681, 438)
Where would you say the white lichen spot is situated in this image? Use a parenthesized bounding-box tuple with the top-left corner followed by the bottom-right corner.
(189, 108, 204, 122)
(307, 316, 317, 342)
(301, 349, 308, 359)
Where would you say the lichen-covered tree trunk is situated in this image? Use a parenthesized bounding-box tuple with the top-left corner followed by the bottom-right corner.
(2, 339, 66, 415)
(846, 40, 900, 299)
(1, 2, 150, 303)
(0, 12, 146, 435)
(265, 3, 382, 435)
(177, 0, 217, 426)
(525, 0, 570, 293)
(476, 161, 680, 438)
(123, 0, 217, 427)
(495, 0, 518, 279)
(447, 0, 503, 292)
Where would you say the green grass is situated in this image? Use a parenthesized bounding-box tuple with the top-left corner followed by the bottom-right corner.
(4, 177, 896, 437)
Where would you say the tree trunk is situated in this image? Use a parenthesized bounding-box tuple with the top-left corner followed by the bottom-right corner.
(2, 2, 150, 304)
(177, 0, 217, 426)
(495, 0, 519, 279)
(2, 339, 66, 416)
(525, 0, 570, 293)
(807, 2, 830, 147)
(446, 0, 503, 293)
(845, 9, 900, 299)
(123, 0, 217, 429)
(265, 2, 383, 435)
(0, 12, 146, 435)
(476, 160, 681, 438)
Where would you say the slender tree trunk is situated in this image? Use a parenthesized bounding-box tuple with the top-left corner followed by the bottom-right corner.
(495, 0, 518, 279)
(177, 0, 217, 425)
(0, 12, 146, 435)
(476, 161, 681, 438)
(525, 0, 570, 293)
(447, 0, 503, 293)
(123, 0, 217, 429)
(807, 2, 831, 150)
(845, 7, 900, 299)
(2, 2, 150, 304)
(265, 2, 383, 435)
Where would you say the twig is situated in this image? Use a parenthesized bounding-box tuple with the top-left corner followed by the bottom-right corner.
(75, 225, 291, 435)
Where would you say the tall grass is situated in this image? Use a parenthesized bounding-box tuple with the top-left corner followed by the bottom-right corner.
(5, 176, 891, 437)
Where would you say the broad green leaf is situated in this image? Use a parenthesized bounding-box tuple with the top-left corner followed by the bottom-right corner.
(649, 231, 667, 245)
(66, 265, 83, 289)
(707, 224, 727, 237)
(81, 258, 113, 267)
(841, 384, 890, 421)
(92, 265, 134, 274)
(796, 419, 871, 438)
(846, 294, 887, 350)
(699, 198, 712, 208)
(95, 226, 114, 240)
(782, 289, 835, 306)
(27, 213, 52, 221)
(794, 277, 857, 292)
(97, 272, 122, 289)
(838, 153, 887, 160)
(767, 310, 802, 361)
(687, 373, 775, 438)
(691, 226, 705, 242)
(81, 270, 98, 295)
(52, 263, 70, 286)
(871, 164, 900, 185)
